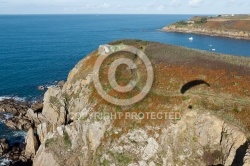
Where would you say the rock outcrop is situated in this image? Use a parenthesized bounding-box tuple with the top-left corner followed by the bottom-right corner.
(0, 99, 32, 130)
(25, 128, 39, 158)
(243, 146, 250, 166)
(0, 139, 9, 156)
(0, 137, 31, 165)
(41, 87, 67, 126)
(0, 99, 44, 131)
(28, 40, 250, 165)
(33, 110, 248, 166)
(0, 99, 43, 165)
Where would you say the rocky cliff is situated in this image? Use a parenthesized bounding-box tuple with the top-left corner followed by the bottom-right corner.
(27, 40, 250, 166)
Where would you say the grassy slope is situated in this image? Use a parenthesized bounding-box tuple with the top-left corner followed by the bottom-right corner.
(70, 39, 250, 135)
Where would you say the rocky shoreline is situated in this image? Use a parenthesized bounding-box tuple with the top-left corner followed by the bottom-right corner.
(0, 138, 32, 166)
(0, 81, 65, 165)
(0, 99, 37, 165)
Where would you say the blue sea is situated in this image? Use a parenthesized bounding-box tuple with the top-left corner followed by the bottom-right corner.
(0, 15, 250, 163)
(0, 15, 250, 101)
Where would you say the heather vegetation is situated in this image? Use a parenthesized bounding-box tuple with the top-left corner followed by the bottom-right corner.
(32, 40, 250, 166)
(77, 40, 250, 132)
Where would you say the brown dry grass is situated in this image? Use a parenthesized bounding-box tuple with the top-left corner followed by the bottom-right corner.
(204, 20, 250, 32)
(80, 40, 250, 140)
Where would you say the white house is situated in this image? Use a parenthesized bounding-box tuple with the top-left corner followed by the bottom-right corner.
(98, 44, 112, 55)
(98, 44, 128, 56)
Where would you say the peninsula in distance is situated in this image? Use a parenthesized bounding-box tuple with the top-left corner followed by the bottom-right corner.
(162, 14, 250, 40)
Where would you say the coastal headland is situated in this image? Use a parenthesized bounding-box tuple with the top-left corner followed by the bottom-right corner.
(1, 40, 250, 165)
(162, 14, 250, 40)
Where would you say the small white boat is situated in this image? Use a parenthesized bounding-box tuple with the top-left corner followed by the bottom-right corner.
(189, 37, 193, 41)
(212, 49, 216, 51)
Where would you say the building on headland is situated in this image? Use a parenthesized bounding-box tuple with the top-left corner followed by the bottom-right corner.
(98, 44, 128, 56)
(98, 44, 112, 55)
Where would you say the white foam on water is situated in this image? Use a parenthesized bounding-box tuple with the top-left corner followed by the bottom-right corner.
(45, 81, 59, 88)
(0, 130, 26, 138)
(3, 113, 13, 120)
(12, 130, 27, 138)
(45, 85, 57, 88)
(0, 96, 26, 102)
(0, 158, 12, 166)
(39, 80, 64, 91)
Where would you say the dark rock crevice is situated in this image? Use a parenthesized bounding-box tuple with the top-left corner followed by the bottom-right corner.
(232, 141, 249, 166)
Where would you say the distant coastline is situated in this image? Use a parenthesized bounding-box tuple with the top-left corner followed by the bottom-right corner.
(162, 14, 250, 40)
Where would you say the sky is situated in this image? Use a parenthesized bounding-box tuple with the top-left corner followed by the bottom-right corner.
(0, 0, 249, 14)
